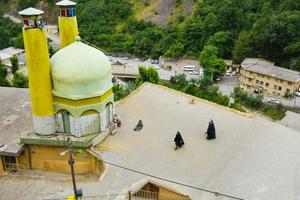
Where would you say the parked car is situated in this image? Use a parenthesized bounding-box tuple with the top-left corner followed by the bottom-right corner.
(295, 91, 300, 97)
(155, 65, 160, 70)
(268, 97, 281, 104)
(123, 56, 129, 60)
(154, 60, 159, 64)
(133, 58, 140, 61)
(190, 71, 199, 75)
(225, 72, 231, 76)
(150, 60, 155, 64)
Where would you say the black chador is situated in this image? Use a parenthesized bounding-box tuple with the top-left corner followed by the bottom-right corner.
(174, 131, 185, 150)
(206, 120, 216, 140)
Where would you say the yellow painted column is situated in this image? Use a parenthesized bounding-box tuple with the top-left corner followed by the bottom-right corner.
(58, 16, 79, 48)
(23, 28, 56, 134)
(0, 156, 4, 174)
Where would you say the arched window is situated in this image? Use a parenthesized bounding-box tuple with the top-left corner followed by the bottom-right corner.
(105, 103, 113, 127)
(61, 110, 71, 133)
(79, 110, 100, 135)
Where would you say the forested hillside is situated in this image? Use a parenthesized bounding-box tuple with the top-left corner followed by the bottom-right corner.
(1, 0, 299, 71)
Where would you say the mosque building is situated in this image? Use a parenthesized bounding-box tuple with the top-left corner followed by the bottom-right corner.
(0, 0, 114, 175)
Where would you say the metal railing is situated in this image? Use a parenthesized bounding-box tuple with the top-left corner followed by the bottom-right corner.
(133, 190, 159, 200)
(4, 163, 26, 172)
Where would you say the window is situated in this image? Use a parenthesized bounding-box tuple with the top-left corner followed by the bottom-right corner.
(250, 72, 253, 75)
(278, 86, 282, 91)
(256, 80, 259, 84)
(274, 85, 278, 90)
(266, 82, 269, 87)
(248, 78, 252, 82)
(260, 81, 264, 85)
(67, 8, 76, 17)
(61, 9, 67, 17)
(286, 88, 290, 93)
(261, 75, 265, 78)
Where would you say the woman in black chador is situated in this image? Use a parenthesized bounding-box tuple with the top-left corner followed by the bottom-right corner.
(206, 120, 216, 140)
(174, 131, 185, 150)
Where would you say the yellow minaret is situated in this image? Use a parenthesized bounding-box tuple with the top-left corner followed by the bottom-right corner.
(56, 0, 79, 48)
(19, 7, 56, 135)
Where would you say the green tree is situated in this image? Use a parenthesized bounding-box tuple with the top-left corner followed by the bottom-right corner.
(199, 45, 226, 80)
(232, 31, 253, 64)
(136, 66, 159, 85)
(0, 61, 10, 87)
(12, 73, 28, 88)
(10, 55, 19, 74)
(0, 61, 8, 78)
(164, 42, 184, 58)
(207, 31, 234, 58)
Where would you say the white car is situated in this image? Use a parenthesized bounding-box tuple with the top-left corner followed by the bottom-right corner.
(225, 72, 231, 76)
(268, 97, 281, 104)
(133, 58, 140, 61)
(122, 57, 129, 60)
(295, 91, 300, 97)
(155, 65, 160, 70)
(190, 71, 199, 75)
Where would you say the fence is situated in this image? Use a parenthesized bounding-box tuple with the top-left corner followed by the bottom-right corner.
(4, 163, 26, 172)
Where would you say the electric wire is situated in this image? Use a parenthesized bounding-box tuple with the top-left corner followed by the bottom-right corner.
(101, 159, 245, 200)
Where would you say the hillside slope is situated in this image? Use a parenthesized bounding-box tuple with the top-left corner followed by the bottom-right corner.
(132, 0, 196, 26)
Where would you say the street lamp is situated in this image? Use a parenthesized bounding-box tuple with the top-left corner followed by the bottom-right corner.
(61, 138, 78, 200)
(294, 94, 298, 112)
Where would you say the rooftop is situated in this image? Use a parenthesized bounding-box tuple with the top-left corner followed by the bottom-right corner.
(89, 83, 300, 200)
(18, 7, 44, 16)
(1, 84, 300, 199)
(0, 47, 24, 56)
(56, 0, 77, 6)
(0, 87, 32, 145)
(241, 58, 300, 82)
(279, 111, 300, 132)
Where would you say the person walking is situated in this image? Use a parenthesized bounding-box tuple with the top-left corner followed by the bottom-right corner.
(174, 131, 185, 150)
(206, 120, 216, 140)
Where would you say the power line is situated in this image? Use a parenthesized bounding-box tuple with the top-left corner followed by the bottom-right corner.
(42, 193, 127, 200)
(101, 159, 245, 200)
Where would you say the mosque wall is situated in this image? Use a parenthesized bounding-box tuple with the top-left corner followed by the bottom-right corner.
(159, 187, 190, 200)
(0, 157, 4, 174)
(69, 113, 100, 137)
(27, 145, 101, 174)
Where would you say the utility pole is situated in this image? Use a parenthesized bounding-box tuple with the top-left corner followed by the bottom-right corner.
(294, 95, 297, 112)
(67, 138, 78, 200)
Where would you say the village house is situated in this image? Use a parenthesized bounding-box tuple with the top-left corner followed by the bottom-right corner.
(239, 58, 300, 96)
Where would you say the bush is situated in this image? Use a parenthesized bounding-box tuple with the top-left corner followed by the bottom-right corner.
(262, 105, 286, 120)
(233, 86, 263, 109)
(0, 76, 10, 87)
(136, 66, 159, 85)
(12, 73, 28, 88)
(229, 103, 246, 112)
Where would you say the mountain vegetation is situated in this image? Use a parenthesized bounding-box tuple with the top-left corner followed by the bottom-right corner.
(0, 0, 299, 71)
